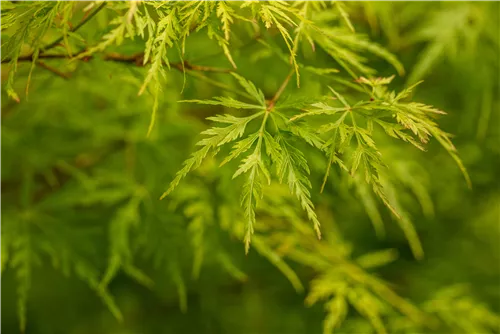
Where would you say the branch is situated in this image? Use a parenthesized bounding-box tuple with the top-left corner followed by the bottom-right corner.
(37, 61, 71, 80)
(2, 54, 70, 63)
(41, 2, 108, 53)
(267, 69, 295, 111)
(103, 53, 234, 73)
(3, 52, 234, 74)
(102, 52, 145, 66)
(178, 63, 233, 73)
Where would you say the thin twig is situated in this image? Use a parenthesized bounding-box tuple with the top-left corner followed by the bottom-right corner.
(103, 52, 145, 66)
(102, 52, 234, 73)
(1, 51, 89, 64)
(3, 51, 234, 75)
(267, 69, 295, 111)
(41, 2, 108, 53)
(181, 62, 233, 73)
(37, 61, 71, 80)
(0, 1, 106, 84)
(1, 2, 107, 64)
(2, 54, 68, 63)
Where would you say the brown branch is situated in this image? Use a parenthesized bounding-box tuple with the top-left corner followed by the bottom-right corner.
(37, 61, 71, 80)
(0, 2, 107, 71)
(4, 51, 234, 74)
(180, 62, 233, 73)
(41, 2, 108, 53)
(102, 52, 145, 66)
(266, 69, 295, 111)
(1, 2, 105, 64)
(1, 53, 234, 92)
(102, 53, 234, 73)
(2, 54, 68, 63)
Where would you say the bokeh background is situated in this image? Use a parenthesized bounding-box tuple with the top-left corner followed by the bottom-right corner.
(2, 2, 499, 333)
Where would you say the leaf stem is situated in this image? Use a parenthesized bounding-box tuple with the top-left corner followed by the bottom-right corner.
(267, 69, 294, 111)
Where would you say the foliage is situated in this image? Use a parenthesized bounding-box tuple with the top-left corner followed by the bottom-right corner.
(1, 1, 499, 334)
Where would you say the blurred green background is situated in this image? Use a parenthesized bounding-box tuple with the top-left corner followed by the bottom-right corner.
(1, 1, 499, 333)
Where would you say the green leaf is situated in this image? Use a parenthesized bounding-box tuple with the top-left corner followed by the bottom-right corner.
(230, 73, 266, 106)
(273, 134, 322, 238)
(162, 112, 264, 198)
